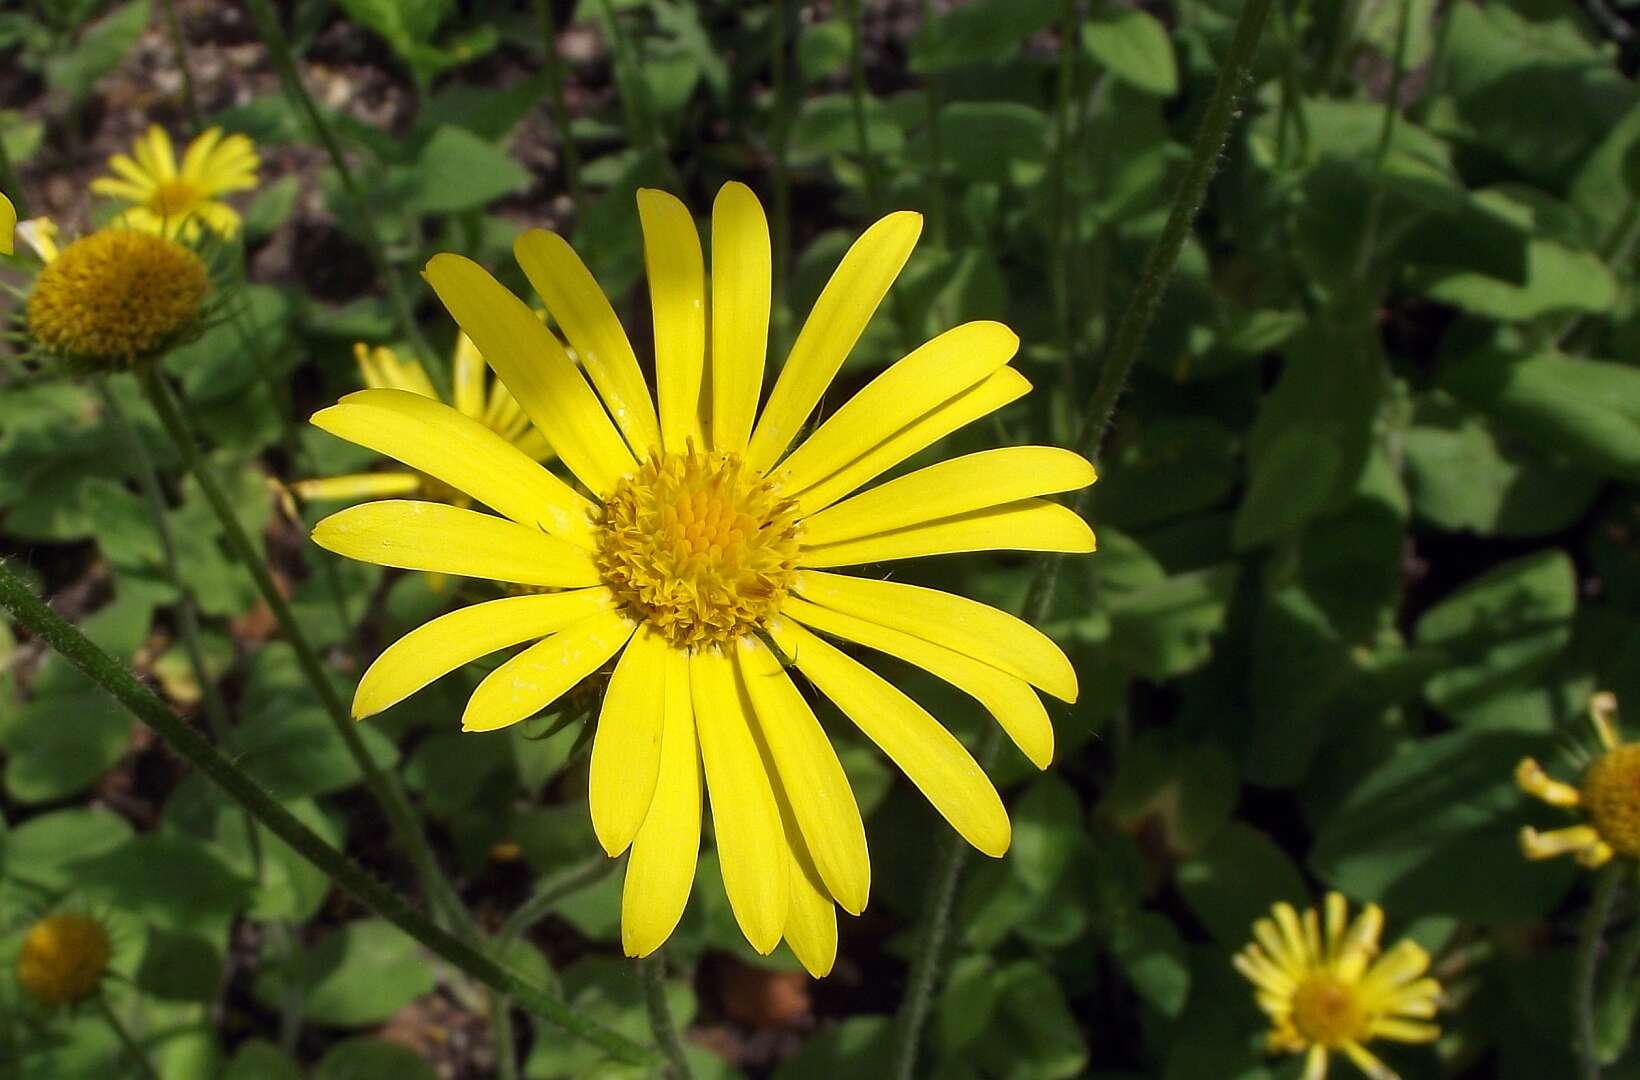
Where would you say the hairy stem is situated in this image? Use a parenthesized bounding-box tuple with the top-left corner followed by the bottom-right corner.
(1579, 863, 1625, 1080)
(642, 953, 694, 1080)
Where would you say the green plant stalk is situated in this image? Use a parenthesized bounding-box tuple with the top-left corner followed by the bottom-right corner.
(137, 367, 469, 935)
(157, 0, 201, 128)
(1049, 0, 1082, 397)
(242, 0, 436, 369)
(96, 994, 160, 1080)
(1579, 863, 1625, 1080)
(597, 0, 680, 188)
(919, 0, 945, 248)
(0, 558, 653, 1065)
(1352, 0, 1412, 283)
(887, 2, 1276, 1075)
(534, 0, 585, 206)
(643, 953, 693, 1080)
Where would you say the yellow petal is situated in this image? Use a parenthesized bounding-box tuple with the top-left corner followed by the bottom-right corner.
(313, 389, 596, 546)
(799, 498, 1095, 568)
(770, 619, 1010, 857)
(638, 188, 707, 453)
(289, 471, 423, 502)
(424, 253, 637, 496)
(777, 321, 1019, 497)
(784, 596, 1053, 770)
(462, 610, 635, 732)
(354, 589, 615, 718)
(0, 192, 16, 255)
(795, 367, 1032, 515)
(589, 627, 669, 856)
(622, 646, 701, 957)
(709, 182, 771, 454)
(1301, 1045, 1329, 1080)
(105, 154, 158, 192)
(800, 446, 1096, 547)
(178, 127, 223, 181)
(137, 125, 177, 179)
(451, 331, 487, 419)
(735, 636, 870, 914)
(794, 570, 1076, 702)
(781, 815, 839, 979)
(311, 500, 600, 587)
(691, 647, 788, 954)
(746, 210, 922, 472)
(1338, 1041, 1395, 1080)
(513, 229, 661, 457)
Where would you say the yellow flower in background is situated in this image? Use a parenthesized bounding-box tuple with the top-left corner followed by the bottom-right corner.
(0, 191, 14, 254)
(1234, 893, 1442, 1080)
(15, 912, 111, 1007)
(308, 182, 1096, 975)
(292, 335, 553, 505)
(1518, 691, 1640, 868)
(92, 125, 258, 240)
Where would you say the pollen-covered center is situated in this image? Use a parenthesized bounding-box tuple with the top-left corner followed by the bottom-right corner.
(16, 913, 111, 1007)
(149, 178, 203, 220)
(1583, 744, 1640, 857)
(27, 229, 207, 363)
(1291, 974, 1367, 1047)
(596, 449, 801, 648)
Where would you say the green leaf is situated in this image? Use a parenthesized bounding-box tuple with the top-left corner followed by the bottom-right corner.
(1101, 733, 1238, 856)
(2, 657, 134, 804)
(797, 19, 851, 82)
(1082, 10, 1178, 96)
(909, 0, 1059, 72)
(1175, 823, 1307, 943)
(44, 0, 149, 105)
(1093, 416, 1237, 530)
(934, 102, 1049, 187)
(255, 920, 436, 1027)
(524, 956, 697, 1078)
(2, 808, 132, 893)
(789, 94, 904, 164)
(136, 927, 223, 1002)
(70, 834, 252, 933)
(242, 175, 301, 241)
(399, 125, 530, 215)
(313, 1039, 440, 1080)
(223, 1041, 302, 1080)
(1108, 911, 1191, 1018)
(774, 1017, 892, 1080)
(1104, 564, 1238, 680)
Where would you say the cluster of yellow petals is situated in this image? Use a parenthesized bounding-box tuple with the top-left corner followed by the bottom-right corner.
(26, 228, 207, 364)
(15, 913, 111, 1007)
(1518, 691, 1640, 867)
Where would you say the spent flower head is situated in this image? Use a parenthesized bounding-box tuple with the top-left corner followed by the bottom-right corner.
(308, 182, 1096, 974)
(1518, 691, 1640, 868)
(92, 125, 259, 240)
(15, 912, 111, 1007)
(1234, 893, 1442, 1080)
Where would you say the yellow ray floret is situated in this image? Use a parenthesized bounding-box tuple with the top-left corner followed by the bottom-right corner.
(1518, 691, 1640, 870)
(1234, 893, 1442, 1080)
(308, 181, 1098, 968)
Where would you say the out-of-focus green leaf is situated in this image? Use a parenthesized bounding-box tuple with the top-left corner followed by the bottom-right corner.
(399, 125, 531, 215)
(44, 0, 148, 105)
(1175, 824, 1307, 943)
(312, 1039, 440, 1080)
(1082, 10, 1178, 96)
(71, 834, 252, 933)
(255, 919, 435, 1027)
(909, 0, 1059, 73)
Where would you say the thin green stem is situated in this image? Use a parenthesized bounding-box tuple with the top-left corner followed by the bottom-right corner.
(137, 368, 468, 934)
(96, 994, 160, 1080)
(492, 994, 520, 1080)
(888, 3, 1276, 1075)
(842, 0, 882, 211)
(158, 0, 201, 128)
(770, 0, 794, 356)
(1579, 863, 1624, 1080)
(1049, 0, 1082, 396)
(1352, 0, 1411, 284)
(242, 0, 436, 369)
(642, 953, 693, 1080)
(597, 0, 680, 188)
(919, 0, 945, 248)
(0, 559, 652, 1065)
(497, 854, 615, 946)
(534, 0, 585, 206)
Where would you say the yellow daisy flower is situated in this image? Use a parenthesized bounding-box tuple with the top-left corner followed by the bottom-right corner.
(292, 335, 554, 506)
(1517, 691, 1640, 868)
(91, 125, 259, 240)
(1, 191, 14, 255)
(1234, 893, 1442, 1080)
(308, 182, 1097, 975)
(15, 912, 111, 1007)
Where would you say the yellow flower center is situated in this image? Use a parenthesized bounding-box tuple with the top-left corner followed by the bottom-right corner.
(596, 449, 801, 648)
(1291, 974, 1367, 1047)
(16, 913, 111, 1007)
(1583, 744, 1640, 857)
(27, 229, 208, 363)
(148, 177, 203, 220)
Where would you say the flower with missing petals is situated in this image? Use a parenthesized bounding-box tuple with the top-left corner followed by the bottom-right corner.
(1518, 691, 1640, 868)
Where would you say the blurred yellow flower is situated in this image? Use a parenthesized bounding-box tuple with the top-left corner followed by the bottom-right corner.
(1234, 893, 1442, 1080)
(308, 182, 1095, 974)
(1518, 691, 1640, 868)
(16, 912, 111, 1007)
(292, 336, 553, 506)
(92, 125, 258, 240)
(0, 191, 14, 254)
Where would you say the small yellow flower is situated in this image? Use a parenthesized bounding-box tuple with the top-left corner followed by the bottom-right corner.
(25, 225, 209, 367)
(1234, 893, 1442, 1080)
(16, 913, 111, 1007)
(291, 335, 553, 506)
(307, 182, 1096, 975)
(1518, 691, 1640, 868)
(92, 125, 258, 240)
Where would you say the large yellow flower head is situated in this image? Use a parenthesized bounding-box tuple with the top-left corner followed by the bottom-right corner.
(25, 224, 209, 368)
(1234, 893, 1442, 1080)
(292, 335, 554, 506)
(15, 912, 111, 1007)
(92, 125, 259, 240)
(1518, 691, 1640, 867)
(308, 182, 1096, 975)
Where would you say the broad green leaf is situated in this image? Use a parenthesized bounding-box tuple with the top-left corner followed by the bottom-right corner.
(44, 0, 149, 105)
(70, 834, 252, 933)
(1082, 10, 1178, 96)
(1101, 734, 1238, 856)
(313, 1039, 439, 1080)
(255, 919, 435, 1027)
(136, 927, 223, 1003)
(1175, 824, 1307, 943)
(933, 102, 1049, 187)
(400, 125, 530, 215)
(909, 0, 1059, 73)
(1108, 911, 1191, 1018)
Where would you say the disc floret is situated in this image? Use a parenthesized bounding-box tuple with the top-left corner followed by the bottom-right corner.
(596, 448, 801, 648)
(16, 912, 111, 1007)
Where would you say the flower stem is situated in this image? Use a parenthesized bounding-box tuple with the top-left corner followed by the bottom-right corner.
(157, 0, 201, 129)
(887, 3, 1276, 1076)
(242, 0, 436, 369)
(136, 367, 468, 935)
(642, 953, 693, 1080)
(1579, 862, 1624, 1080)
(96, 993, 160, 1080)
(534, 0, 585, 206)
(0, 559, 652, 1065)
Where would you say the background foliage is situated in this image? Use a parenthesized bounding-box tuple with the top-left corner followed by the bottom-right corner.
(3, 0, 1640, 1076)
